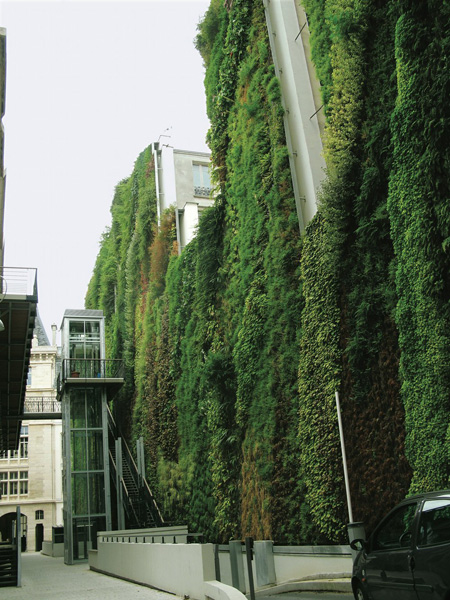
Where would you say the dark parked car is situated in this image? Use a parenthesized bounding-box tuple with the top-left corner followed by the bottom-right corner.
(351, 489, 450, 600)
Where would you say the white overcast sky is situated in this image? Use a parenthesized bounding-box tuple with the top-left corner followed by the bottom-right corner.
(1, 0, 211, 339)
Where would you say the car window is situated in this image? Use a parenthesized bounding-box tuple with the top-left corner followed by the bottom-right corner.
(372, 502, 418, 551)
(418, 498, 450, 547)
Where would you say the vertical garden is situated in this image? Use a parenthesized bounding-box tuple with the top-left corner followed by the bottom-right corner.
(86, 0, 450, 543)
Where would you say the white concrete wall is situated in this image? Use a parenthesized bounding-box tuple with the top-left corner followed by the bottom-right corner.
(41, 540, 64, 557)
(180, 202, 200, 249)
(273, 547, 352, 583)
(91, 542, 216, 599)
(90, 540, 351, 598)
(216, 545, 351, 590)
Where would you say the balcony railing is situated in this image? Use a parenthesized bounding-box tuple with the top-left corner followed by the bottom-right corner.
(0, 266, 38, 300)
(23, 397, 61, 414)
(61, 358, 124, 381)
(193, 185, 212, 198)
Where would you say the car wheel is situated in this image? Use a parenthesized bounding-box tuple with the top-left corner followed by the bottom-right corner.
(354, 581, 369, 600)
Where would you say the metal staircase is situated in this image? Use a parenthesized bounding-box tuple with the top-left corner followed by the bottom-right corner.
(0, 544, 17, 587)
(107, 406, 164, 529)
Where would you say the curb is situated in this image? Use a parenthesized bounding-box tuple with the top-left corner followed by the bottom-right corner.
(252, 576, 352, 596)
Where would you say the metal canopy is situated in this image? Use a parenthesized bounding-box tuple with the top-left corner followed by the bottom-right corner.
(0, 268, 38, 451)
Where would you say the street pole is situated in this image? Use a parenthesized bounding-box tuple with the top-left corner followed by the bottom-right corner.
(335, 390, 353, 523)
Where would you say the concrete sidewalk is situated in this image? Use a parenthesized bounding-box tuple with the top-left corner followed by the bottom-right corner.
(5, 552, 183, 599)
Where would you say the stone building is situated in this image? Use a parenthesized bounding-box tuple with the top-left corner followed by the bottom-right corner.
(0, 315, 62, 552)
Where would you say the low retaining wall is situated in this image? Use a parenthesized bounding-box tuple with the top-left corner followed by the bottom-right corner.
(41, 541, 64, 558)
(90, 541, 215, 599)
(215, 542, 351, 592)
(273, 545, 351, 583)
(89, 531, 352, 600)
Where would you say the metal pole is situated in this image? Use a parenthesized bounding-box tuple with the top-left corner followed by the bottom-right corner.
(137, 438, 142, 484)
(137, 437, 145, 484)
(245, 537, 255, 600)
(214, 544, 221, 582)
(335, 391, 353, 523)
(115, 438, 125, 530)
(16, 505, 21, 587)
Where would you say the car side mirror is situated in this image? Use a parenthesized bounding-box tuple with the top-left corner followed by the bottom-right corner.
(350, 538, 367, 552)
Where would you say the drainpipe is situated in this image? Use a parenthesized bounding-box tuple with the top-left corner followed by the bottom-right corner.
(152, 142, 163, 228)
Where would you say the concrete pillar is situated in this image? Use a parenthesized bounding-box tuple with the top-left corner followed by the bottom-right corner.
(254, 540, 276, 587)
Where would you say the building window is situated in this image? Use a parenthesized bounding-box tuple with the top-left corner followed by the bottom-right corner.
(9, 471, 18, 495)
(35, 510, 44, 520)
(27, 368, 32, 386)
(19, 471, 28, 495)
(0, 472, 7, 496)
(192, 163, 212, 198)
(20, 426, 28, 458)
(0, 471, 28, 498)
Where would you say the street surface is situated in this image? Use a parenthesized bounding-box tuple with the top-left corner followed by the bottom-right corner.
(6, 552, 182, 600)
(256, 594, 353, 600)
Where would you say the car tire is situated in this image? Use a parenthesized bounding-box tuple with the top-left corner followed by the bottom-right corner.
(354, 581, 369, 600)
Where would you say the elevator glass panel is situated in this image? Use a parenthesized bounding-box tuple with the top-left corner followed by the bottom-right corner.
(69, 320, 101, 376)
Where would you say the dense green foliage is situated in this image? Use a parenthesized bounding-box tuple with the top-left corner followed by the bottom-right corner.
(88, 0, 303, 543)
(299, 0, 449, 537)
(87, 0, 450, 543)
(388, 2, 450, 492)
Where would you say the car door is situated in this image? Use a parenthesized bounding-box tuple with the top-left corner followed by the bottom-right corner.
(412, 497, 450, 600)
(363, 501, 419, 600)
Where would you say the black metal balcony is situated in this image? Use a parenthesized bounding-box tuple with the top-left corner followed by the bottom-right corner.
(57, 359, 124, 400)
(18, 397, 62, 420)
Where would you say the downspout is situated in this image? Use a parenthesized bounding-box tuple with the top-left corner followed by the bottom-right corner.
(152, 142, 163, 229)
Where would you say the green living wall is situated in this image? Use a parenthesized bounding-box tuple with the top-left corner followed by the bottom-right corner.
(87, 0, 304, 543)
(86, 0, 450, 543)
(299, 0, 450, 538)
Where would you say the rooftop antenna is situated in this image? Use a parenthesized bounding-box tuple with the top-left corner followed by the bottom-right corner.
(158, 126, 172, 145)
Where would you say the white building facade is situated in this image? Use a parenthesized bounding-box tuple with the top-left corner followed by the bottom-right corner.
(0, 318, 63, 551)
(152, 143, 215, 252)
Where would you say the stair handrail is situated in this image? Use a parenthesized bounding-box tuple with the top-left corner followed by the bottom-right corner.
(108, 447, 142, 526)
(107, 405, 164, 526)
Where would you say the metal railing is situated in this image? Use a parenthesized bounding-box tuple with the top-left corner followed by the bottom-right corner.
(98, 529, 203, 544)
(107, 405, 164, 528)
(23, 397, 60, 414)
(193, 185, 213, 198)
(60, 358, 124, 380)
(0, 266, 38, 299)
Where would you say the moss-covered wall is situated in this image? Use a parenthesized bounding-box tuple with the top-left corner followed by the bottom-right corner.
(86, 0, 450, 543)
